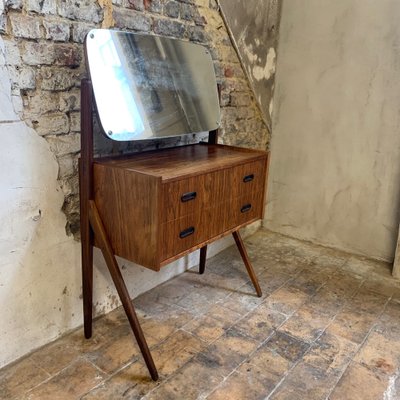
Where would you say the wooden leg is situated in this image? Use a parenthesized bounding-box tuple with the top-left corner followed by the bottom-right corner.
(79, 163, 93, 339)
(232, 230, 262, 297)
(81, 225, 93, 339)
(199, 245, 207, 274)
(79, 79, 95, 339)
(88, 200, 159, 381)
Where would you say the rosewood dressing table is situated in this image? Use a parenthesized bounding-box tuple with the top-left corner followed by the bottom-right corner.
(79, 29, 269, 381)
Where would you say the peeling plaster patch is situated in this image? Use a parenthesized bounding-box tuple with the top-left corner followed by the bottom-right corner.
(98, 0, 115, 28)
(384, 369, 400, 400)
(242, 41, 258, 64)
(252, 47, 276, 81)
(0, 39, 18, 121)
(0, 35, 80, 368)
(0, 38, 4, 63)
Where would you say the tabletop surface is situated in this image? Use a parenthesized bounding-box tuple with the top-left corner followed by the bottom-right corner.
(94, 144, 267, 181)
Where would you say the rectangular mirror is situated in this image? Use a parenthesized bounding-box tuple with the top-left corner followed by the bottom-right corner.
(85, 29, 220, 141)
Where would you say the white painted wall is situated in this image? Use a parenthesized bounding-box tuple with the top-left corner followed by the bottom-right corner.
(0, 34, 253, 368)
(266, 0, 400, 261)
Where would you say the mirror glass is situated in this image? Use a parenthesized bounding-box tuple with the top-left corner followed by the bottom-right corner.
(85, 29, 220, 141)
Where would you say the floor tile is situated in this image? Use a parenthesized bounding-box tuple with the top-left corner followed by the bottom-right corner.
(86, 332, 141, 374)
(206, 303, 243, 326)
(265, 331, 310, 364)
(278, 304, 332, 343)
(341, 256, 393, 279)
(30, 339, 82, 376)
(264, 286, 310, 316)
(0, 358, 49, 400)
(218, 290, 265, 316)
(354, 330, 400, 376)
(144, 359, 224, 400)
(81, 361, 159, 400)
(360, 278, 400, 297)
(344, 287, 389, 316)
(237, 343, 291, 381)
(182, 315, 226, 343)
(271, 361, 339, 400)
(206, 370, 273, 400)
(23, 358, 105, 399)
(196, 329, 259, 377)
(285, 269, 329, 296)
(326, 309, 376, 344)
(234, 302, 287, 342)
(302, 331, 357, 373)
(150, 329, 204, 378)
(323, 270, 363, 298)
(257, 269, 291, 293)
(329, 362, 389, 400)
(304, 288, 346, 318)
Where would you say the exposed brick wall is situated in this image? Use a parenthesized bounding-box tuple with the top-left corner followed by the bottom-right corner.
(1, 0, 271, 238)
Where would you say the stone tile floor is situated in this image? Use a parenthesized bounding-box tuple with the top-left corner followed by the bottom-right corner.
(1, 228, 400, 399)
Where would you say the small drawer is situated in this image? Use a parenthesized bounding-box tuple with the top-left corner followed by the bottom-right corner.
(162, 169, 227, 222)
(230, 160, 266, 199)
(226, 191, 264, 230)
(160, 202, 230, 260)
(160, 209, 210, 260)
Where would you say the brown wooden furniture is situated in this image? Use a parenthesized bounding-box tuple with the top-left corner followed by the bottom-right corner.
(94, 143, 268, 269)
(80, 79, 269, 381)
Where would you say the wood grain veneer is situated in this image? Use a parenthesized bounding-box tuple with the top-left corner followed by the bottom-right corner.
(95, 143, 267, 182)
(93, 165, 161, 269)
(93, 143, 268, 271)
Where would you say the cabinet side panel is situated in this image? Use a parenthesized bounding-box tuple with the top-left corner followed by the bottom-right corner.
(93, 164, 160, 270)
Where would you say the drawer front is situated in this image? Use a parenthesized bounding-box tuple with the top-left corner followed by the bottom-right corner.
(163, 169, 227, 222)
(161, 192, 263, 261)
(230, 159, 266, 199)
(226, 191, 264, 230)
(161, 206, 227, 260)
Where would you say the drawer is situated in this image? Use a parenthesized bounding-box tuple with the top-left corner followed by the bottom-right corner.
(230, 159, 266, 199)
(160, 205, 229, 260)
(162, 169, 227, 222)
(226, 191, 264, 230)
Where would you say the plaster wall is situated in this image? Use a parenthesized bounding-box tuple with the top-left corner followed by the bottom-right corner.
(267, 0, 400, 261)
(218, 0, 281, 132)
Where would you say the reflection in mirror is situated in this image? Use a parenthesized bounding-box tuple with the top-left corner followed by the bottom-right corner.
(85, 29, 220, 141)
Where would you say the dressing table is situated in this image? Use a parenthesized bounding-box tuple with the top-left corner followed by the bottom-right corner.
(79, 29, 269, 381)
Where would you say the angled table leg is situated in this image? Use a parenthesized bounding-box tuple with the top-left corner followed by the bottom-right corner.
(232, 230, 262, 297)
(199, 245, 207, 274)
(88, 200, 159, 381)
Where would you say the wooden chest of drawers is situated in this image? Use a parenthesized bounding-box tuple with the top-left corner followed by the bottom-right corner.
(93, 143, 268, 271)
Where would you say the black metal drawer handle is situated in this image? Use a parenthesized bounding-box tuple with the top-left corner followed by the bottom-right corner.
(243, 174, 254, 183)
(241, 204, 252, 213)
(181, 191, 197, 202)
(179, 226, 195, 239)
